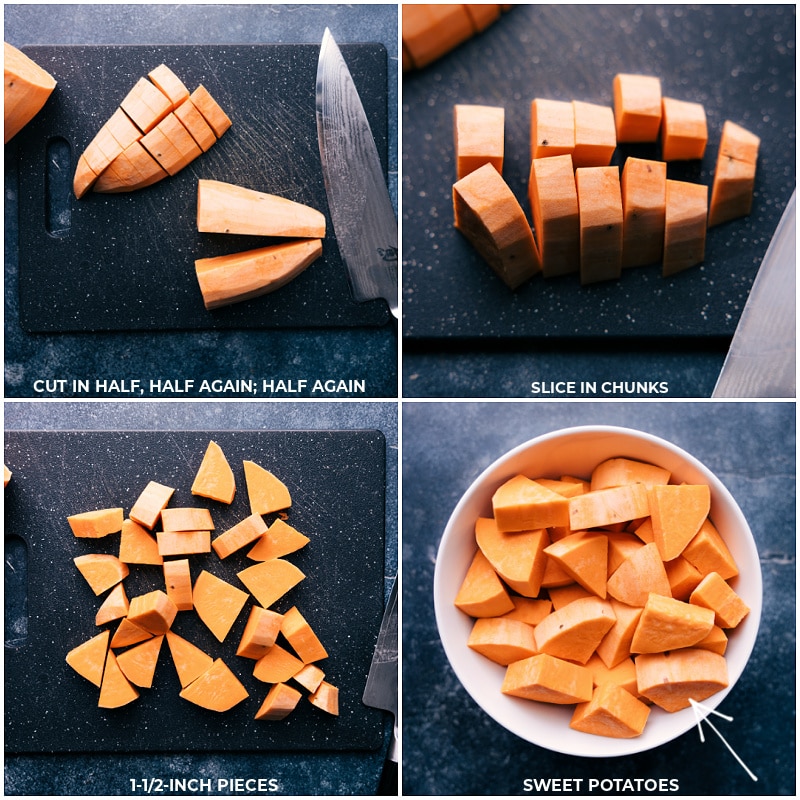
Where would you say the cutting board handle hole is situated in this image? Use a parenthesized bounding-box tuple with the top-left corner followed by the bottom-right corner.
(4, 534, 29, 648)
(45, 136, 72, 238)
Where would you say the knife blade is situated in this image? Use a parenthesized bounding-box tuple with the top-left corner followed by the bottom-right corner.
(362, 577, 398, 795)
(712, 190, 796, 398)
(316, 28, 398, 318)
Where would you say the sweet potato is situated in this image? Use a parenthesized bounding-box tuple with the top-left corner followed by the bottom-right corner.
(174, 95, 217, 152)
(3, 464, 11, 487)
(179, 658, 248, 712)
(605, 531, 645, 575)
(606, 542, 671, 607)
(247, 518, 310, 561)
(533, 596, 616, 664)
(662, 179, 708, 276)
(568, 483, 649, 530)
(253, 643, 305, 683)
(475, 515, 548, 597)
(544, 531, 609, 598)
(527, 154, 580, 278)
(80, 108, 142, 180)
(694, 625, 729, 656)
(4, 42, 57, 143)
(243, 461, 291, 516)
(682, 517, 739, 581)
(212, 513, 268, 559)
(118, 519, 163, 565)
(66, 630, 110, 687)
(193, 570, 249, 642)
(401, 4, 475, 70)
(237, 558, 305, 610)
(163, 558, 193, 611)
(452, 162, 540, 289)
(120, 76, 173, 134)
(570, 682, 650, 738)
(572, 100, 616, 168)
(664, 556, 704, 601)
(195, 239, 323, 311)
(161, 507, 215, 532)
(635, 648, 728, 712)
(585, 652, 639, 697)
(156, 530, 211, 556)
(590, 457, 671, 491)
(620, 157, 667, 269)
(575, 166, 623, 285)
(110, 618, 153, 649)
(689, 571, 750, 629)
(191, 440, 236, 504)
(293, 663, 326, 693)
(530, 98, 575, 160)
(130, 480, 175, 531)
(95, 583, 129, 626)
(660, 97, 708, 161)
(630, 592, 715, 653)
(92, 141, 169, 195)
(648, 483, 710, 561)
(708, 120, 760, 227)
(99, 650, 140, 708)
(548, 583, 594, 611)
(501, 653, 593, 704)
(454, 104, 505, 180)
(116, 634, 164, 688)
(165, 630, 214, 688)
(454, 548, 515, 617)
(140, 112, 203, 176)
(197, 179, 326, 239)
(612, 73, 662, 143)
(189, 85, 232, 138)
(309, 681, 340, 715)
(595, 600, 642, 669)
(498, 597, 552, 625)
(236, 605, 284, 659)
(255, 682, 303, 721)
(147, 63, 189, 109)
(467, 617, 538, 665)
(492, 474, 570, 532)
(280, 606, 329, 663)
(127, 589, 178, 635)
(74, 553, 129, 595)
(68, 508, 124, 538)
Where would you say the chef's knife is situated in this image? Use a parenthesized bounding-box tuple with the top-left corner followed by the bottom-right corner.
(316, 28, 398, 318)
(362, 577, 398, 795)
(712, 190, 796, 397)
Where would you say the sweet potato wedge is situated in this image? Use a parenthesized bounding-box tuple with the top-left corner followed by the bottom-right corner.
(74, 553, 129, 595)
(126, 590, 178, 635)
(4, 42, 57, 143)
(92, 140, 169, 194)
(243, 460, 293, 516)
(191, 440, 236, 504)
(110, 618, 153, 649)
(130, 480, 175, 531)
(309, 681, 340, 715)
(570, 682, 650, 738)
(253, 643, 305, 683)
(95, 583, 130, 626)
(237, 558, 305, 610)
(212, 513, 268, 559)
(247, 518, 310, 561)
(193, 570, 249, 642)
(119, 519, 163, 565)
(99, 650, 140, 708)
(236, 605, 284, 659)
(454, 548, 515, 618)
(116, 634, 164, 689)
(543, 531, 609, 598)
(708, 120, 760, 227)
(179, 658, 248, 712)
(255, 682, 303, 721)
(293, 663, 326, 693)
(68, 508, 124, 539)
(533, 596, 616, 664)
(689, 571, 750, 629)
(66, 630, 110, 687)
(165, 630, 214, 688)
(502, 653, 593, 704)
(467, 617, 538, 665)
(280, 606, 328, 663)
(606, 542, 671, 607)
(492, 474, 570, 532)
(649, 483, 710, 561)
(629, 592, 715, 653)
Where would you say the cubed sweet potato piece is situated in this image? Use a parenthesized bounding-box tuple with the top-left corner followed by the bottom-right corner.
(569, 483, 650, 530)
(119, 518, 163, 565)
(454, 548, 515, 617)
(68, 508, 124, 538)
(606, 542, 671, 607)
(190, 439, 236, 504)
(454, 103, 505, 180)
(129, 481, 174, 530)
(467, 617, 538, 665)
(244, 460, 292, 515)
(492, 474, 570, 532)
(534, 597, 616, 664)
(689, 571, 750, 629)
(98, 650, 140, 708)
(212, 513, 268, 559)
(308, 681, 339, 715)
(612, 73, 662, 143)
(193, 570, 248, 642)
(281, 606, 328, 663)
(253, 644, 305, 684)
(163, 558, 193, 611)
(127, 589, 178, 635)
(74, 553, 129, 595)
(165, 630, 214, 688)
(95, 583, 129, 626)
(570, 682, 650, 738)
(179, 658, 248, 712)
(255, 682, 303, 721)
(236, 605, 284, 660)
(649, 483, 711, 561)
(502, 653, 593, 704)
(630, 592, 715, 653)
(247, 518, 310, 561)
(116, 634, 164, 688)
(544, 531, 609, 598)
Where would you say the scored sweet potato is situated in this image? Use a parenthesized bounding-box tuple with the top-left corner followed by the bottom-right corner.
(191, 440, 236, 504)
(4, 42, 57, 143)
(193, 570, 249, 642)
(255, 682, 303, 721)
(195, 239, 323, 311)
(197, 180, 326, 238)
(179, 658, 248, 712)
(92, 140, 169, 195)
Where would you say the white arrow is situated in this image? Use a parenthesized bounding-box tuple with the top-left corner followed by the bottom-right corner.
(689, 698, 758, 782)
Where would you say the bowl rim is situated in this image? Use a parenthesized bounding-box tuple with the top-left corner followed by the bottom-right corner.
(433, 424, 763, 758)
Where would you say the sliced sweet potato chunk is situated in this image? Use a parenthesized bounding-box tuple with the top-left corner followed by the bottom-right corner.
(502, 653, 593, 704)
(682, 517, 739, 581)
(620, 157, 667, 268)
(568, 483, 649, 530)
(570, 682, 650, 738)
(590, 457, 670, 491)
(280, 606, 328, 663)
(66, 630, 110, 687)
(256, 682, 303, 721)
(161, 507, 214, 531)
(309, 681, 339, 715)
(606, 542, 671, 607)
(453, 548, 514, 618)
(576, 166, 623, 285)
(237, 558, 305, 610)
(585, 652, 638, 697)
(253, 643, 305, 683)
(649, 483, 710, 561)
(68, 508, 124, 538)
(163, 558, 193, 611)
(492, 474, 570, 532)
(708, 121, 760, 227)
(120, 76, 173, 134)
(130, 480, 175, 530)
(572, 100, 616, 168)
(544, 531, 609, 598)
(236, 605, 284, 659)
(180, 658, 248, 712)
(247, 518, 310, 561)
(497, 596, 552, 626)
(467, 617, 538, 665)
(212, 513, 268, 559)
(595, 599, 642, 669)
(110, 618, 153, 649)
(193, 570, 249, 642)
(116, 634, 164, 688)
(475, 515, 548, 597)
(74, 553, 129, 595)
(453, 103, 505, 180)
(660, 97, 708, 161)
(662, 179, 708, 276)
(293, 663, 326, 693)
(157, 530, 211, 556)
(630, 592, 715, 653)
(119, 519, 163, 565)
(189, 84, 232, 138)
(533, 596, 616, 664)
(147, 63, 189, 109)
(95, 583, 129, 626)
(127, 590, 178, 635)
(191, 440, 236, 504)
(165, 630, 214, 688)
(243, 460, 293, 516)
(93, 140, 168, 194)
(689, 571, 750, 629)
(635, 648, 728, 712)
(530, 98, 575, 160)
(99, 650, 140, 708)
(612, 73, 662, 143)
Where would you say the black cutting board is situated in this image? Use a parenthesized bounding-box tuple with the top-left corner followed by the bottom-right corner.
(15, 44, 390, 332)
(4, 430, 386, 754)
(402, 4, 796, 339)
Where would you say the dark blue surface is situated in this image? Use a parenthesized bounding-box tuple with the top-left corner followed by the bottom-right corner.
(4, 3, 398, 400)
(402, 401, 795, 796)
(4, 400, 398, 796)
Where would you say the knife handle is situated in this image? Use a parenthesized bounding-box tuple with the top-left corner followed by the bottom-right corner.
(377, 756, 398, 796)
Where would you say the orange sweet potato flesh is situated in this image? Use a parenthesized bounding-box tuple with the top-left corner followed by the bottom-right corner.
(533, 596, 616, 664)
(454, 103, 505, 180)
(4, 42, 57, 143)
(156, 530, 212, 556)
(130, 481, 175, 531)
(247, 518, 310, 561)
(166, 630, 214, 688)
(689, 571, 750, 629)
(127, 589, 178, 635)
(163, 558, 193, 611)
(191, 440, 236, 504)
(620, 157, 667, 269)
(454, 548, 514, 618)
(195, 239, 323, 311)
(502, 653, 593, 704)
(606, 542, 671, 607)
(99, 650, 140, 708)
(682, 517, 739, 581)
(629, 592, 715, 653)
(197, 180, 326, 238)
(293, 663, 326, 693)
(475, 516, 548, 597)
(660, 97, 708, 161)
(179, 658, 248, 712)
(500, 597, 552, 626)
(280, 606, 329, 663)
(147, 64, 189, 108)
(568, 483, 649, 530)
(190, 85, 232, 138)
(572, 100, 616, 169)
(253, 643, 305, 683)
(212, 513, 268, 560)
(237, 558, 305, 610)
(121, 76, 172, 134)
(530, 98, 575, 160)
(140, 112, 203, 176)
(492, 474, 569, 532)
(256, 682, 303, 721)
(74, 553, 130, 595)
(595, 600, 642, 669)
(236, 606, 284, 659)
(95, 583, 130, 626)
(591, 457, 671, 491)
(309, 681, 340, 715)
(543, 531, 608, 598)
(119, 519, 163, 564)
(66, 630, 110, 687)
(613, 73, 662, 143)
(174, 96, 217, 152)
(193, 570, 249, 642)
(662, 179, 708, 277)
(453, 163, 540, 289)
(467, 617, 538, 665)
(92, 141, 169, 195)
(576, 166, 623, 285)
(161, 507, 214, 532)
(570, 682, 650, 738)
(649, 483, 710, 561)
(111, 618, 153, 649)
(68, 508, 124, 538)
(244, 460, 292, 515)
(116, 634, 164, 688)
(402, 4, 475, 70)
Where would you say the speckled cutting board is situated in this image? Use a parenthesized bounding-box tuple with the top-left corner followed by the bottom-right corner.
(4, 430, 386, 754)
(15, 44, 390, 332)
(402, 4, 795, 339)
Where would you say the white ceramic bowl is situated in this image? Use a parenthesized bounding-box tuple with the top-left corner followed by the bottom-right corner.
(434, 425, 762, 757)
